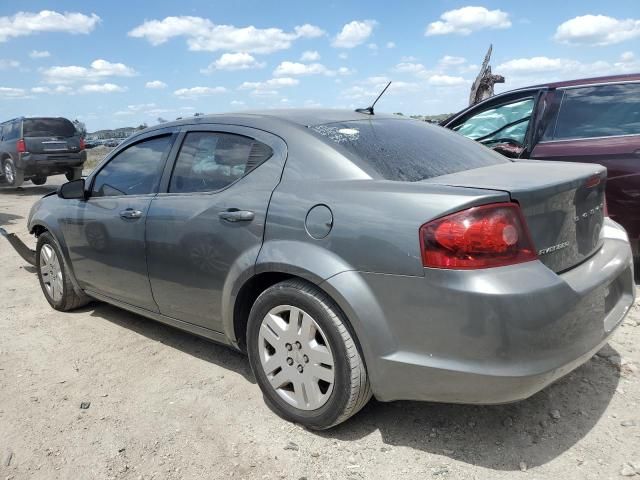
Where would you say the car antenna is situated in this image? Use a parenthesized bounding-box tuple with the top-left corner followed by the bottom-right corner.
(355, 81, 391, 115)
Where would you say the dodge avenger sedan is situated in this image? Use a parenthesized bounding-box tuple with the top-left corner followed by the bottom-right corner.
(27, 110, 635, 429)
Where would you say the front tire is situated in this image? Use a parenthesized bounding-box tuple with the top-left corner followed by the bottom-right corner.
(36, 232, 90, 311)
(3, 158, 23, 187)
(247, 279, 371, 429)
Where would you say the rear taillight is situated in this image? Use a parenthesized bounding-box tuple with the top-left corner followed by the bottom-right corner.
(79, 138, 85, 150)
(420, 203, 538, 269)
(16, 138, 26, 153)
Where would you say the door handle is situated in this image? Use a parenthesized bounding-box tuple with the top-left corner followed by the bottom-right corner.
(119, 208, 143, 220)
(218, 209, 255, 222)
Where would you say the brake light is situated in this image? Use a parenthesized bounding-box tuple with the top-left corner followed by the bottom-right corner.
(420, 203, 538, 269)
(79, 137, 85, 150)
(16, 138, 26, 153)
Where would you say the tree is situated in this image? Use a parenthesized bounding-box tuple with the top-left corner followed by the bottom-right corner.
(136, 123, 148, 130)
(157, 117, 168, 124)
(73, 119, 87, 137)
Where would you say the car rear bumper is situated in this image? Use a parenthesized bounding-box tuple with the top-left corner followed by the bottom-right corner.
(19, 151, 86, 175)
(322, 218, 635, 404)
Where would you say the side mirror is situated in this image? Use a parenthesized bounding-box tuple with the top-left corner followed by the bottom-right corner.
(492, 142, 524, 159)
(58, 179, 86, 200)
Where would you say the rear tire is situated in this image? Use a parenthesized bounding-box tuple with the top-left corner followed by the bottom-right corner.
(3, 158, 23, 187)
(66, 167, 83, 181)
(31, 175, 47, 185)
(247, 279, 371, 429)
(36, 232, 91, 311)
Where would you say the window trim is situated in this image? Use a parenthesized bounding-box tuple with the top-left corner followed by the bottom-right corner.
(158, 125, 282, 197)
(87, 131, 176, 199)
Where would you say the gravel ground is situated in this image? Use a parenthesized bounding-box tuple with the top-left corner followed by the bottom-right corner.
(1, 176, 639, 480)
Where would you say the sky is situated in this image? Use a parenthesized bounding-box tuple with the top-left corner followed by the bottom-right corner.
(0, 1, 639, 131)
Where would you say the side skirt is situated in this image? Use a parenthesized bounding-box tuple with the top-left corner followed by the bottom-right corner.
(84, 289, 236, 349)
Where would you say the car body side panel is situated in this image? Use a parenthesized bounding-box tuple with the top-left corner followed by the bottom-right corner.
(261, 178, 510, 277)
(146, 125, 288, 333)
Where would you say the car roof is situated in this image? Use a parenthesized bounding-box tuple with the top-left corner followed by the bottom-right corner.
(441, 73, 640, 125)
(536, 73, 640, 89)
(140, 109, 401, 134)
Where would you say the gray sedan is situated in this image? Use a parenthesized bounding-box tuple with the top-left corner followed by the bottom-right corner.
(27, 110, 635, 429)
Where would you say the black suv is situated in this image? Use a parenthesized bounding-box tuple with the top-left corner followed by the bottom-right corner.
(0, 117, 86, 187)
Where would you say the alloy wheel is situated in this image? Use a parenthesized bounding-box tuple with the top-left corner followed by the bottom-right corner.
(40, 244, 63, 302)
(4, 162, 14, 184)
(258, 305, 335, 410)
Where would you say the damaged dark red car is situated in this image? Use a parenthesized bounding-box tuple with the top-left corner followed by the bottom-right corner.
(442, 74, 640, 267)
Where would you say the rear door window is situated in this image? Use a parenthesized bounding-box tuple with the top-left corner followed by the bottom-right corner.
(310, 119, 509, 182)
(552, 83, 640, 140)
(169, 132, 273, 193)
(92, 135, 173, 197)
(23, 118, 76, 138)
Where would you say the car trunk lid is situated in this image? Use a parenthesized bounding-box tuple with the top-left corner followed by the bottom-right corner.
(422, 160, 607, 272)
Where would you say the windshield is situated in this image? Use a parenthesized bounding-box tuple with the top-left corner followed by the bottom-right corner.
(23, 118, 77, 138)
(310, 118, 509, 182)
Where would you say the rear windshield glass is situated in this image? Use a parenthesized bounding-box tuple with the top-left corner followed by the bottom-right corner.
(310, 119, 509, 181)
(23, 118, 76, 137)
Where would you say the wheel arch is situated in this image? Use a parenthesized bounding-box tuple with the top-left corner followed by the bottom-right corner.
(29, 218, 83, 294)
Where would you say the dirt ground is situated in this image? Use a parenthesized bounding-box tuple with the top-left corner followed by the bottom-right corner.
(1, 175, 639, 480)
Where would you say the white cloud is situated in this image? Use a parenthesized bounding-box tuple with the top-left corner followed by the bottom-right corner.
(439, 55, 466, 67)
(31, 85, 72, 94)
(274, 61, 328, 76)
(273, 61, 352, 77)
(238, 77, 299, 96)
(394, 62, 426, 74)
(294, 24, 325, 38)
(338, 52, 348, 60)
(0, 87, 28, 98)
(115, 103, 164, 116)
(80, 83, 127, 93)
(202, 52, 265, 73)
(43, 59, 136, 84)
(0, 10, 100, 42)
(494, 53, 640, 88)
(145, 80, 167, 89)
(497, 56, 573, 73)
(386, 41, 396, 49)
(174, 86, 227, 98)
(620, 51, 635, 63)
(0, 59, 19, 69)
(230, 100, 245, 106)
(426, 6, 511, 36)
(427, 74, 467, 86)
(554, 14, 640, 46)
(128, 16, 324, 54)
(29, 50, 50, 59)
(300, 50, 320, 62)
(332, 20, 377, 48)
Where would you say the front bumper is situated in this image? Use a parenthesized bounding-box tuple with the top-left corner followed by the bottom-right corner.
(323, 219, 635, 404)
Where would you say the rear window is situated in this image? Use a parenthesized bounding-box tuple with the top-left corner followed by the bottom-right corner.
(552, 83, 640, 140)
(310, 119, 509, 181)
(23, 118, 76, 138)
